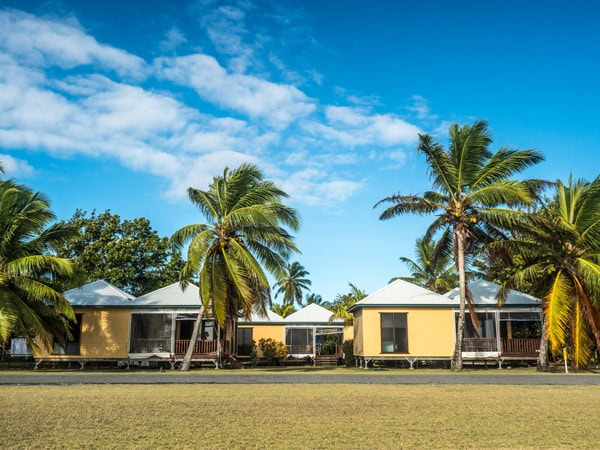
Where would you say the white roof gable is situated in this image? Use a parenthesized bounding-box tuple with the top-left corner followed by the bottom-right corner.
(351, 279, 449, 309)
(444, 279, 540, 306)
(285, 303, 342, 324)
(133, 282, 201, 307)
(64, 280, 134, 306)
(239, 308, 285, 323)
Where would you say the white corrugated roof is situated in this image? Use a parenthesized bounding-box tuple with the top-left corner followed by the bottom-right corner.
(133, 282, 201, 307)
(64, 280, 134, 306)
(444, 279, 540, 306)
(285, 303, 343, 324)
(351, 279, 449, 309)
(239, 308, 285, 323)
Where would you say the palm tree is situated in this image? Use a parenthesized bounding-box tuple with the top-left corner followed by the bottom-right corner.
(496, 176, 600, 370)
(304, 293, 332, 309)
(171, 163, 300, 370)
(329, 283, 367, 325)
(273, 261, 311, 306)
(272, 303, 296, 318)
(0, 180, 76, 351)
(375, 120, 543, 370)
(393, 236, 459, 294)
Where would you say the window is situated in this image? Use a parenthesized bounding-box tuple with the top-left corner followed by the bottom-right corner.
(381, 313, 408, 353)
(285, 328, 313, 354)
(459, 312, 496, 339)
(53, 314, 82, 355)
(237, 328, 253, 356)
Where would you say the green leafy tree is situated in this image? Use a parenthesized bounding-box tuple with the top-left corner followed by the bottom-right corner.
(274, 261, 311, 306)
(375, 120, 543, 370)
(56, 210, 183, 296)
(171, 163, 300, 370)
(0, 180, 77, 351)
(393, 236, 459, 294)
(496, 176, 600, 370)
(329, 283, 367, 325)
(272, 303, 296, 318)
(258, 338, 288, 365)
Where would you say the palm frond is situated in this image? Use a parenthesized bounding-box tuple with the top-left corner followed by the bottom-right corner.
(544, 271, 572, 352)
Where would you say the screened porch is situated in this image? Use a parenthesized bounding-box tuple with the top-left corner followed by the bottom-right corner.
(460, 310, 541, 358)
(285, 326, 344, 357)
(129, 312, 220, 359)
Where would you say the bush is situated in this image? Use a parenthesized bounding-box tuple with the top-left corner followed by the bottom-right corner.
(258, 338, 288, 366)
(342, 339, 354, 367)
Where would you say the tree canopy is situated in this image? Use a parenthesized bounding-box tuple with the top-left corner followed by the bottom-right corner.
(56, 210, 183, 296)
(496, 176, 600, 370)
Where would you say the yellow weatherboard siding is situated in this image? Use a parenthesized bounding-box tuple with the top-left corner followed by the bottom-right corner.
(37, 308, 131, 359)
(238, 324, 285, 358)
(353, 309, 363, 355)
(238, 324, 285, 343)
(79, 308, 130, 358)
(356, 307, 455, 357)
(343, 324, 353, 342)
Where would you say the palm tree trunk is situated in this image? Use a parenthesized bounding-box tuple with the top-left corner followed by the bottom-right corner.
(451, 230, 466, 371)
(179, 306, 205, 371)
(537, 313, 549, 371)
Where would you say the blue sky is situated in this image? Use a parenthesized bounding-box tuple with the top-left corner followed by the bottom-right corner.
(1, 0, 599, 301)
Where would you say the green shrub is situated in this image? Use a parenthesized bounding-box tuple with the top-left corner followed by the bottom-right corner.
(343, 339, 354, 367)
(258, 338, 288, 366)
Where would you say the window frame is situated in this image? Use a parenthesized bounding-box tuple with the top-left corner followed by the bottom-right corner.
(380, 312, 408, 354)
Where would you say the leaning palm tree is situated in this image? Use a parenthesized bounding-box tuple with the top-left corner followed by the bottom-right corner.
(496, 176, 600, 371)
(274, 261, 311, 306)
(393, 236, 459, 294)
(171, 163, 300, 370)
(375, 120, 543, 370)
(0, 180, 77, 351)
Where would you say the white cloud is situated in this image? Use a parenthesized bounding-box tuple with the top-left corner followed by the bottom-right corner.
(156, 54, 316, 129)
(302, 105, 421, 148)
(0, 6, 431, 210)
(406, 95, 438, 121)
(0, 154, 34, 177)
(0, 9, 147, 78)
(277, 168, 363, 207)
(159, 27, 187, 53)
(164, 150, 260, 199)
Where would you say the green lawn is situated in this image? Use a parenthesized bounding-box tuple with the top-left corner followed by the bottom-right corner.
(2, 383, 599, 449)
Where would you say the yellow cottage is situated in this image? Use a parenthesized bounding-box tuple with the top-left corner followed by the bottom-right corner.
(238, 303, 352, 365)
(350, 279, 541, 368)
(35, 280, 134, 368)
(33, 281, 355, 368)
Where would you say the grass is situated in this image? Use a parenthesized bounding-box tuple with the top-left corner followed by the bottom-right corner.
(2, 383, 600, 448)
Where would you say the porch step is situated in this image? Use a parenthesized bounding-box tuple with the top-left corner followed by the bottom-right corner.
(315, 355, 340, 366)
(223, 353, 244, 369)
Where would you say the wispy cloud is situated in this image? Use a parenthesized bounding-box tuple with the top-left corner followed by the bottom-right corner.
(156, 54, 316, 130)
(0, 153, 34, 177)
(0, 9, 147, 78)
(302, 106, 421, 148)
(0, 4, 431, 207)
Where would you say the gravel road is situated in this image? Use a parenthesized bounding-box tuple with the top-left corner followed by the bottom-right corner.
(1, 372, 599, 386)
